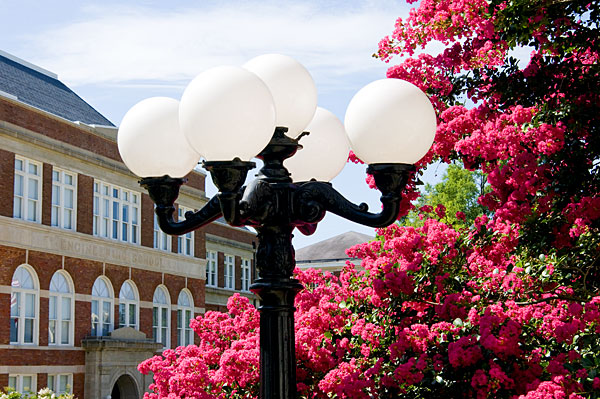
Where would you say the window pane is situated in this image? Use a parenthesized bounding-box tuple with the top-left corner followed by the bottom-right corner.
(49, 296, 57, 319)
(119, 303, 125, 326)
(22, 376, 33, 392)
(52, 186, 60, 205)
(10, 318, 18, 342)
(15, 158, 23, 171)
(129, 303, 136, 326)
(27, 199, 37, 221)
(49, 320, 56, 344)
(65, 174, 73, 185)
(61, 321, 69, 344)
(47, 376, 55, 392)
(161, 307, 168, 327)
(62, 297, 71, 319)
(153, 307, 158, 327)
(24, 318, 34, 343)
(65, 189, 73, 208)
(14, 197, 22, 218)
(11, 292, 20, 316)
(102, 301, 111, 323)
(59, 375, 68, 393)
(28, 162, 38, 175)
(25, 293, 35, 317)
(28, 179, 39, 200)
(64, 209, 72, 229)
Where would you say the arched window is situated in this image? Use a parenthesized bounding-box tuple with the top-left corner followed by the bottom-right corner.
(152, 286, 170, 348)
(49, 271, 74, 345)
(177, 290, 194, 347)
(119, 281, 138, 329)
(91, 277, 113, 336)
(10, 266, 38, 344)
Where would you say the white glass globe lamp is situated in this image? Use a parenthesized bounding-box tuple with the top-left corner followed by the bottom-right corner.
(179, 66, 276, 161)
(284, 107, 350, 182)
(244, 54, 317, 137)
(344, 79, 437, 164)
(118, 97, 201, 178)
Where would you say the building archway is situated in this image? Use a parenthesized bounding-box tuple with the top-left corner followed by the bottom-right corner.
(111, 374, 138, 399)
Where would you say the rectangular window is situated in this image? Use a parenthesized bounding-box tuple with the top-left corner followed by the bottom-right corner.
(14, 156, 42, 223)
(48, 373, 72, 394)
(51, 169, 77, 230)
(154, 210, 171, 251)
(241, 258, 251, 291)
(177, 206, 194, 256)
(206, 251, 217, 287)
(93, 181, 139, 244)
(224, 255, 235, 290)
(8, 374, 36, 395)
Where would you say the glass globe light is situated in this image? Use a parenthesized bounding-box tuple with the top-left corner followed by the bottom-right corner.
(344, 79, 437, 164)
(179, 66, 276, 161)
(118, 97, 201, 178)
(284, 107, 350, 182)
(244, 54, 317, 137)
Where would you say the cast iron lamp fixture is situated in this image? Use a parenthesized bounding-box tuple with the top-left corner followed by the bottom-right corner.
(118, 54, 436, 399)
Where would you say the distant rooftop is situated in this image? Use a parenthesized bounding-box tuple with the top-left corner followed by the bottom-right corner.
(0, 50, 114, 126)
(295, 231, 374, 262)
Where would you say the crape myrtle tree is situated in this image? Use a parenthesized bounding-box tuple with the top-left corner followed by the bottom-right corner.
(138, 1, 600, 398)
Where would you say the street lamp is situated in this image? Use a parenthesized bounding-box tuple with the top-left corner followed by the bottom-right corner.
(118, 54, 436, 399)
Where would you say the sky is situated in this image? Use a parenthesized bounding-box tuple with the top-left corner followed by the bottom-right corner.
(0, 0, 447, 249)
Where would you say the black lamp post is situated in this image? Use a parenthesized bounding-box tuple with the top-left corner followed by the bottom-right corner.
(117, 54, 436, 399)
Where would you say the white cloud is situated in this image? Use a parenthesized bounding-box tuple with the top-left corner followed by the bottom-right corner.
(25, 0, 410, 90)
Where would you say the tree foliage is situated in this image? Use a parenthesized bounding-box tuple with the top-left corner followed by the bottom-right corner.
(404, 163, 490, 227)
(140, 1, 600, 398)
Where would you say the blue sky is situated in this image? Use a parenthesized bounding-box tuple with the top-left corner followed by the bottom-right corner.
(1, 0, 446, 248)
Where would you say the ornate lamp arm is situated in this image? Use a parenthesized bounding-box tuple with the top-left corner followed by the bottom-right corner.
(293, 163, 413, 228)
(140, 176, 223, 235)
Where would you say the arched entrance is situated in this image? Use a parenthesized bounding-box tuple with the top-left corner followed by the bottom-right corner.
(111, 374, 139, 399)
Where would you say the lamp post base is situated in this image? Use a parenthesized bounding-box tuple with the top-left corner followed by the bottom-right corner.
(251, 278, 303, 399)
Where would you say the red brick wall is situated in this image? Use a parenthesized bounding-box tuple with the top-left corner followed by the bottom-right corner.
(235, 256, 242, 291)
(193, 229, 206, 259)
(0, 246, 27, 285)
(0, 98, 120, 162)
(0, 348, 84, 365)
(39, 297, 49, 346)
(64, 257, 103, 294)
(185, 171, 205, 192)
(202, 223, 256, 245)
(0, 294, 10, 345)
(73, 372, 84, 399)
(141, 193, 154, 248)
(29, 251, 62, 289)
(76, 174, 94, 235)
(74, 300, 91, 345)
(0, 149, 15, 217)
(187, 279, 205, 309)
(42, 163, 52, 226)
(217, 252, 225, 288)
(140, 307, 153, 341)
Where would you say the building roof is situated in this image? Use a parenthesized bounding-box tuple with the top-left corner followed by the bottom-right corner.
(0, 50, 114, 126)
(295, 231, 374, 262)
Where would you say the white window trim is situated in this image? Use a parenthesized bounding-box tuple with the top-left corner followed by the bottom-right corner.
(177, 206, 194, 257)
(177, 289, 194, 347)
(224, 254, 235, 290)
(154, 211, 172, 252)
(206, 251, 218, 287)
(14, 155, 42, 223)
(10, 265, 39, 345)
(153, 285, 170, 349)
(8, 374, 37, 394)
(48, 271, 75, 346)
(51, 168, 77, 230)
(47, 373, 73, 395)
(91, 277, 114, 337)
(118, 280, 139, 330)
(93, 181, 140, 244)
(241, 258, 251, 292)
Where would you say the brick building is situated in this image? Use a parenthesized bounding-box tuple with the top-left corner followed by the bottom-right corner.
(0, 50, 256, 399)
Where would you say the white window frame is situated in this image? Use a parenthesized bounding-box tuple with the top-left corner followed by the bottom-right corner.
(8, 374, 36, 395)
(154, 210, 172, 252)
(224, 254, 235, 290)
(152, 286, 170, 349)
(10, 265, 39, 345)
(91, 277, 113, 337)
(93, 181, 140, 244)
(49, 271, 74, 346)
(177, 206, 194, 256)
(177, 290, 194, 347)
(118, 280, 139, 329)
(241, 258, 251, 292)
(47, 373, 72, 395)
(206, 251, 217, 287)
(51, 168, 77, 230)
(14, 156, 42, 223)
